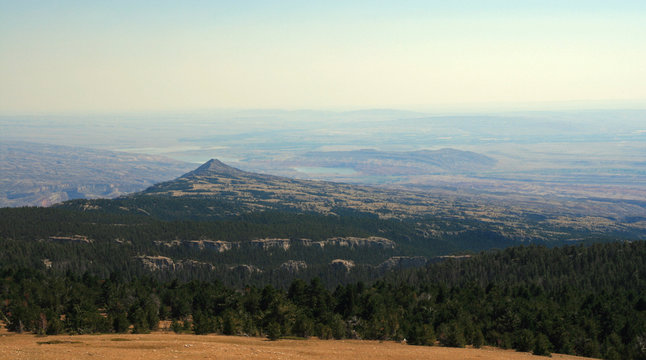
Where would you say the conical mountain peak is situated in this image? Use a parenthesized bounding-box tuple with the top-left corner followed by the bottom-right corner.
(186, 159, 245, 177)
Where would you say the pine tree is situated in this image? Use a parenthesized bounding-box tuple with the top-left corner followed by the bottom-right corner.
(266, 321, 281, 341)
(533, 333, 552, 356)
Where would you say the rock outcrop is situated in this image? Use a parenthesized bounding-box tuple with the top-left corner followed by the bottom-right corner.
(250, 238, 292, 250)
(229, 264, 263, 275)
(186, 239, 234, 252)
(137, 255, 177, 271)
(279, 260, 308, 273)
(322, 236, 395, 249)
(329, 259, 355, 272)
(48, 235, 93, 243)
(136, 255, 216, 271)
(156, 236, 395, 252)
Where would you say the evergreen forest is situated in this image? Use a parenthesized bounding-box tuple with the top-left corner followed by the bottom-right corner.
(2, 241, 645, 359)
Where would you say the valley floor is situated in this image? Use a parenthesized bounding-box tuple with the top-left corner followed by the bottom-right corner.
(0, 329, 598, 360)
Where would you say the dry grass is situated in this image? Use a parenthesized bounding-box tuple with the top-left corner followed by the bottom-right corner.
(0, 329, 599, 360)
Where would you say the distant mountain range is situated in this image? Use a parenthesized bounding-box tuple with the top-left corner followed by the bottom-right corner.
(0, 141, 194, 207)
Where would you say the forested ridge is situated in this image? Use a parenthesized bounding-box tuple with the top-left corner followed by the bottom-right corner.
(0, 205, 524, 287)
(2, 241, 645, 359)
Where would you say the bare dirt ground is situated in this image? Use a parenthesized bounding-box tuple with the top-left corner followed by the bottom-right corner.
(0, 328, 598, 360)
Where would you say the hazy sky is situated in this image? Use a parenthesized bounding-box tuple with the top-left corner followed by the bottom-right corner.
(1, 1, 645, 114)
